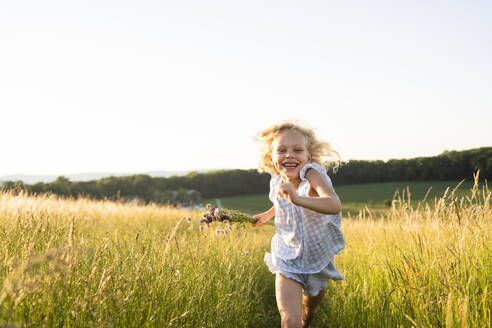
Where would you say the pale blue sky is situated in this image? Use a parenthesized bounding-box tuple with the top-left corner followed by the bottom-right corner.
(1, 1, 491, 176)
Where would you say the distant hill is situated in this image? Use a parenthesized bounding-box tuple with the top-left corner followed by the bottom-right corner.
(0, 170, 215, 185)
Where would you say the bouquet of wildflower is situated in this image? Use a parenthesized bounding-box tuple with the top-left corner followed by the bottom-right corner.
(199, 205, 257, 225)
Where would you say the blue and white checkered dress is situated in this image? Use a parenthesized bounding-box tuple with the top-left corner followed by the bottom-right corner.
(264, 162, 345, 276)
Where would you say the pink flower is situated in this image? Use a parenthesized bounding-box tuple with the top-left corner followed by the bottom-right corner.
(244, 251, 250, 256)
(213, 208, 220, 217)
(227, 212, 232, 218)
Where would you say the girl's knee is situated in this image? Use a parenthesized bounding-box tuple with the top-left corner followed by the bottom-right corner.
(280, 314, 302, 328)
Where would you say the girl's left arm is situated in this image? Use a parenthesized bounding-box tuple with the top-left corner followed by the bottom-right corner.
(279, 168, 342, 214)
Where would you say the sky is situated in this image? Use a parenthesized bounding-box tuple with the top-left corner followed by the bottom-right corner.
(1, 1, 491, 176)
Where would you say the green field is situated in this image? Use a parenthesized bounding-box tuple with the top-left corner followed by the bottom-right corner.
(1, 181, 490, 327)
(335, 180, 478, 203)
(205, 180, 482, 216)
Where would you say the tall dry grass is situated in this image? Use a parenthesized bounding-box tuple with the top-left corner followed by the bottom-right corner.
(322, 174, 491, 327)
(0, 191, 276, 327)
(0, 174, 490, 327)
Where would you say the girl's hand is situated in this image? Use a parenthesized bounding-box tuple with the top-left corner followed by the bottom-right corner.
(251, 206, 275, 228)
(290, 168, 342, 214)
(252, 213, 268, 228)
(278, 182, 298, 204)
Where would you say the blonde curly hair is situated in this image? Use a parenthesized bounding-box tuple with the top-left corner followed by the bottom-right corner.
(253, 120, 341, 175)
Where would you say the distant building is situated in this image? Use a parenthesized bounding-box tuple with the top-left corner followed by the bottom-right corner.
(187, 189, 201, 202)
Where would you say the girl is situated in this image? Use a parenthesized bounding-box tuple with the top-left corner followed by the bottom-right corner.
(252, 121, 345, 328)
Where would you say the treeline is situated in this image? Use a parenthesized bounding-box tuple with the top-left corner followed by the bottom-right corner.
(1, 147, 490, 205)
(1, 170, 271, 204)
(331, 147, 491, 185)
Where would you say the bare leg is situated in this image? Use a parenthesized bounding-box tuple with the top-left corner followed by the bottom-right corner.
(276, 273, 303, 328)
(301, 289, 326, 328)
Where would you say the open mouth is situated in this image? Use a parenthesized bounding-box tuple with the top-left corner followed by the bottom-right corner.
(282, 163, 299, 170)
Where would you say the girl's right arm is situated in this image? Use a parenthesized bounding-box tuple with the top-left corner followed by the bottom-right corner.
(252, 206, 275, 227)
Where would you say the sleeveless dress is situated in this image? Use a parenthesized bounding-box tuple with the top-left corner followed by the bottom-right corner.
(264, 162, 345, 285)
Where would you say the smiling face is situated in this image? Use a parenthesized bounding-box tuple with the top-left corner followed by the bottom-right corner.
(271, 129, 311, 185)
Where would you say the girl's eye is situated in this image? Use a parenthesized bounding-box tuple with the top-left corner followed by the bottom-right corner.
(277, 149, 286, 153)
(295, 149, 304, 152)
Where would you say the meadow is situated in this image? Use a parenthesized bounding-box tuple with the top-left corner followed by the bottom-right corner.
(205, 180, 481, 216)
(0, 177, 490, 327)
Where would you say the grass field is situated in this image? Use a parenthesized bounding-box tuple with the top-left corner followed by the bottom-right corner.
(0, 178, 490, 327)
(205, 180, 482, 216)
